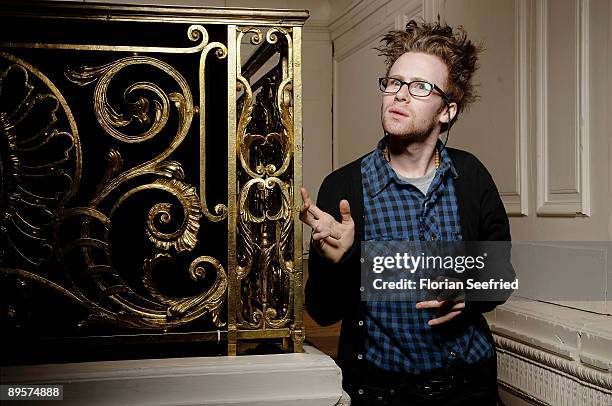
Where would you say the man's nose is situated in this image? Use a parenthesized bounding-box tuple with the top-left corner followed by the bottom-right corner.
(394, 83, 411, 102)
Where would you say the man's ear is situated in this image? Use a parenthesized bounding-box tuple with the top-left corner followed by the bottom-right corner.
(439, 102, 458, 124)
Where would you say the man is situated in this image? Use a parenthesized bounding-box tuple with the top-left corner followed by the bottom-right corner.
(300, 20, 512, 405)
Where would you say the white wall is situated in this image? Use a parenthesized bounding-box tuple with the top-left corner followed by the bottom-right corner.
(330, 0, 423, 167)
(300, 6, 333, 253)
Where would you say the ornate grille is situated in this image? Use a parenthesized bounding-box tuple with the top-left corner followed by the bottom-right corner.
(0, 1, 306, 361)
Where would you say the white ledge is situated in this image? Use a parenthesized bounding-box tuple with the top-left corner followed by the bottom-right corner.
(0, 344, 346, 406)
(487, 300, 612, 373)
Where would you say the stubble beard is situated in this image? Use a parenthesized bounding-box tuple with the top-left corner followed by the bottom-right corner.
(382, 111, 439, 144)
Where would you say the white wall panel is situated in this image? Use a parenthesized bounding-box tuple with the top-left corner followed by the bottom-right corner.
(536, 0, 591, 216)
(437, 0, 528, 216)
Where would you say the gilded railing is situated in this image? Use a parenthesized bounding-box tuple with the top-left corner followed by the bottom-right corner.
(0, 1, 306, 360)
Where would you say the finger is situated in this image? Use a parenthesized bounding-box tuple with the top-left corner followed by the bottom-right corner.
(415, 300, 444, 309)
(339, 200, 353, 224)
(312, 229, 332, 240)
(299, 198, 310, 215)
(300, 188, 323, 220)
(321, 235, 341, 248)
(300, 187, 312, 206)
(307, 204, 325, 220)
(428, 310, 462, 326)
(450, 301, 466, 311)
(299, 203, 312, 220)
(299, 208, 317, 228)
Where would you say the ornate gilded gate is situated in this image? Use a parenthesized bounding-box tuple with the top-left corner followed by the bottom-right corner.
(0, 1, 306, 360)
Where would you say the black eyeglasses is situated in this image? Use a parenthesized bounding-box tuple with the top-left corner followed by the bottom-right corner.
(379, 77, 451, 104)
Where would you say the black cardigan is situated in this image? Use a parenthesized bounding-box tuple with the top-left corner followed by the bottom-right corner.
(305, 147, 513, 384)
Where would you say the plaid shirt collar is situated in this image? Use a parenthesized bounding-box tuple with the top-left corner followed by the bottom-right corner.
(363, 138, 459, 198)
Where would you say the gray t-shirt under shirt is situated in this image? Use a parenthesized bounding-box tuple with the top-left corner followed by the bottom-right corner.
(395, 167, 437, 196)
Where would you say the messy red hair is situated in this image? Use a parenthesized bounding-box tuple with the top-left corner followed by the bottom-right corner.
(377, 20, 483, 129)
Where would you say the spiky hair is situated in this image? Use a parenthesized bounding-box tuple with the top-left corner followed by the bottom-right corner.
(377, 20, 483, 128)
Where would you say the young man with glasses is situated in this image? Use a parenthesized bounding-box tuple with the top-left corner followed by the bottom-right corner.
(300, 20, 512, 405)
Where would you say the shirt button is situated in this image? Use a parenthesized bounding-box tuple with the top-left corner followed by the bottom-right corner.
(359, 287, 365, 292)
(431, 234, 437, 241)
(357, 354, 363, 360)
(450, 351, 456, 357)
(357, 389, 364, 395)
(358, 320, 364, 326)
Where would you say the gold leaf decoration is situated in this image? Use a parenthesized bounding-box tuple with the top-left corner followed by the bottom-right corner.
(145, 178, 201, 252)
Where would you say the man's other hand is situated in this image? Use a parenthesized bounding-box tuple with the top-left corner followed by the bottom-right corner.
(299, 187, 355, 263)
(415, 300, 466, 326)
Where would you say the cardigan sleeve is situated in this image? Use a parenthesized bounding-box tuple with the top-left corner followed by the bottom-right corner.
(466, 160, 516, 314)
(304, 170, 361, 327)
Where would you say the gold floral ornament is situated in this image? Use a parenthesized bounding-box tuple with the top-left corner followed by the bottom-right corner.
(108, 177, 202, 253)
(146, 179, 201, 252)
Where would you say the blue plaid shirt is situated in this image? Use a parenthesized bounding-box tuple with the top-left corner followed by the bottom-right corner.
(361, 139, 494, 374)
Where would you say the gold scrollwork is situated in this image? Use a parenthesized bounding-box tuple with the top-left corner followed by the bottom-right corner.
(233, 26, 297, 330)
(235, 27, 294, 180)
(59, 50, 231, 330)
(1, 24, 211, 55)
(1, 10, 306, 351)
(107, 178, 201, 253)
(236, 178, 294, 329)
(66, 56, 182, 144)
(0, 52, 82, 267)
(59, 200, 228, 329)
(1, 45, 231, 331)
(141, 255, 228, 327)
(199, 41, 229, 223)
(65, 55, 194, 208)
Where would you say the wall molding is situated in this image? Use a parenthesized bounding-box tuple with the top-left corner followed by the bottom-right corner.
(500, 0, 530, 216)
(495, 334, 612, 392)
(498, 380, 551, 406)
(422, 0, 441, 23)
(490, 300, 612, 404)
(495, 334, 612, 405)
(536, 0, 591, 216)
(303, 22, 332, 42)
(329, 0, 421, 62)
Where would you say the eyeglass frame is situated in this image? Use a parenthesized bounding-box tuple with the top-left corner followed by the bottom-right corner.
(378, 77, 451, 105)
